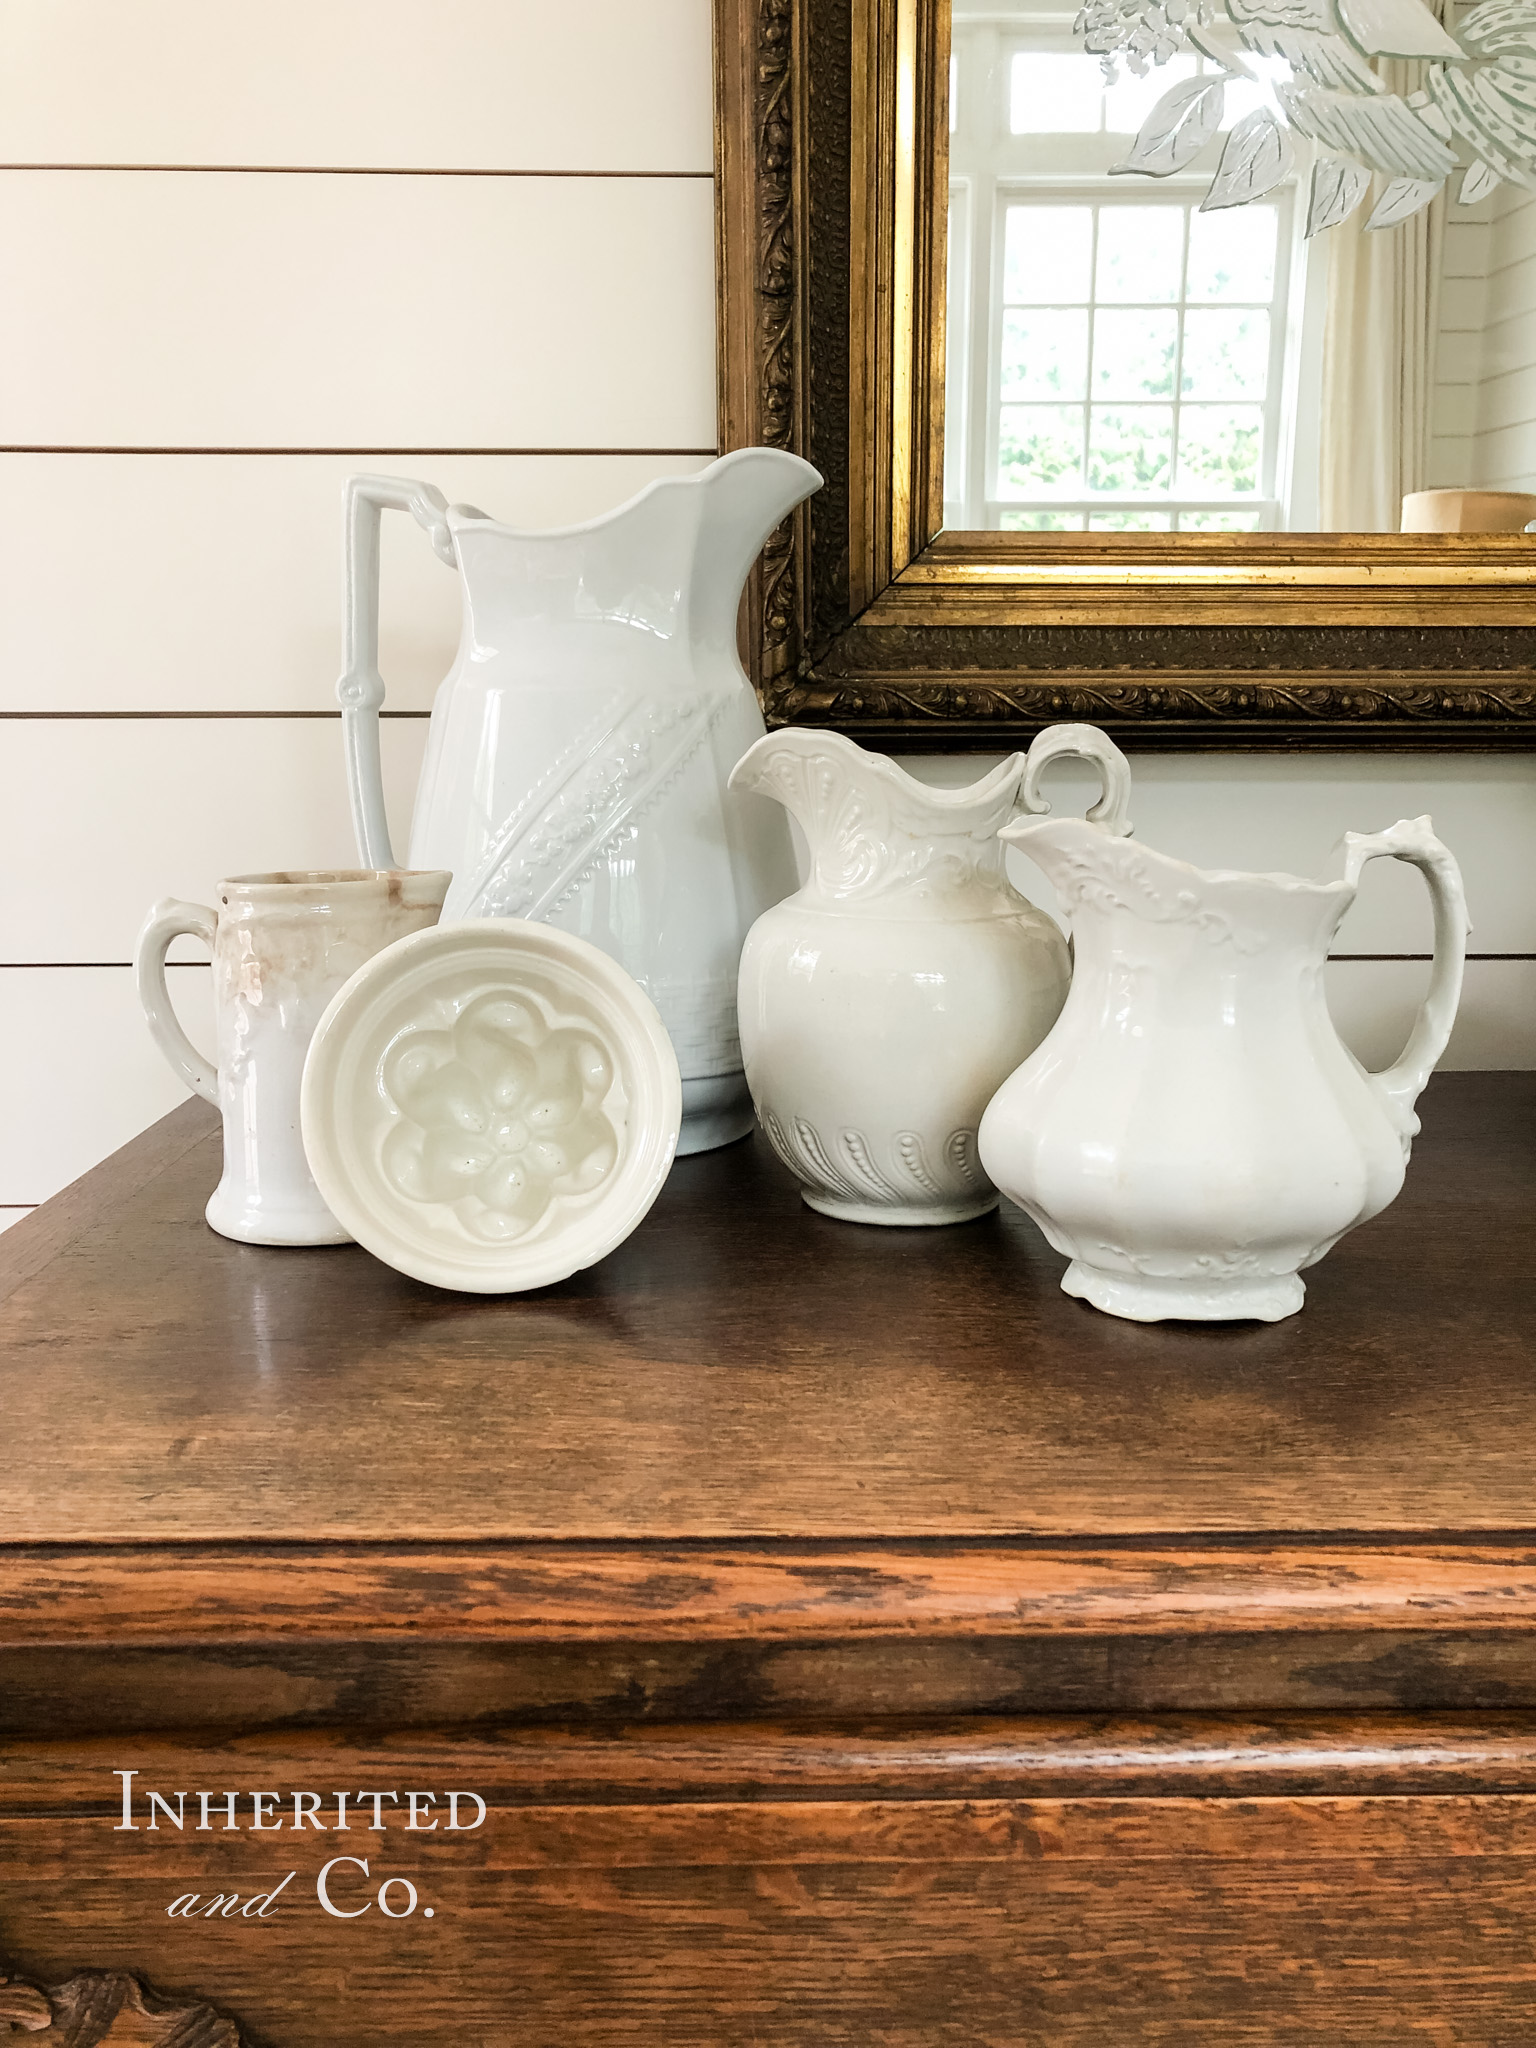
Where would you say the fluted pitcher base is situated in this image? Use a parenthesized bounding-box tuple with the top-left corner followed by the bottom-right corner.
(1062, 1261, 1306, 1324)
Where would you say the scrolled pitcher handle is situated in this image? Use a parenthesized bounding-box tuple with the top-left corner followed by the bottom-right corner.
(1342, 815, 1470, 1138)
(134, 898, 219, 1105)
(336, 473, 456, 869)
(1020, 722, 1134, 837)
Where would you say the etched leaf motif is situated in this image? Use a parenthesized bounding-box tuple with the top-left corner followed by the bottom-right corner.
(1306, 153, 1371, 233)
(1426, 1, 1536, 189)
(1460, 158, 1502, 203)
(1112, 74, 1227, 176)
(1202, 109, 1295, 209)
(1365, 174, 1445, 226)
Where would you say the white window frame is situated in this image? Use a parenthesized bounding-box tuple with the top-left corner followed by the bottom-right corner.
(984, 183, 1294, 531)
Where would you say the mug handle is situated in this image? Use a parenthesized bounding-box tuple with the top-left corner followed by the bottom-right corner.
(335, 473, 457, 870)
(1019, 722, 1134, 837)
(134, 899, 220, 1105)
(1341, 815, 1470, 1139)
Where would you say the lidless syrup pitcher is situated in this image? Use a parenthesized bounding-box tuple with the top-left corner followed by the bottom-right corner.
(337, 450, 821, 1155)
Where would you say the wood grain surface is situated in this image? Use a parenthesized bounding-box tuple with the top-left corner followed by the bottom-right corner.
(5, 1721, 1536, 2044)
(12, 1539, 1536, 1643)
(0, 1074, 1530, 1544)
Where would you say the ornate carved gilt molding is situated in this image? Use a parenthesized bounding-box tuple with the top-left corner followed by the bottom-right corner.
(713, 0, 1536, 748)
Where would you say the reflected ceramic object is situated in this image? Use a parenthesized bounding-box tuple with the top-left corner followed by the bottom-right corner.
(1402, 488, 1536, 533)
(300, 920, 682, 1293)
(135, 869, 451, 1246)
(980, 755, 1470, 1322)
(335, 449, 820, 1157)
(729, 727, 1081, 1225)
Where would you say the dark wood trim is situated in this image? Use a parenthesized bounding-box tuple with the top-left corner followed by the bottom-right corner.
(8, 1540, 1536, 1646)
(15, 1716, 1536, 1805)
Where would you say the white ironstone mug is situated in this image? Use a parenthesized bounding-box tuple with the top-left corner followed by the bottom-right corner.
(135, 869, 451, 1245)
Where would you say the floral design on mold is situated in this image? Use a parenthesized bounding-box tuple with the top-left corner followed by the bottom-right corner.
(380, 990, 618, 1243)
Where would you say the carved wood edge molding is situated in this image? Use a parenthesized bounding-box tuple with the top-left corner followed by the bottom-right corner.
(765, 668, 1536, 742)
(0, 1956, 243, 2046)
(715, 0, 804, 693)
(8, 1540, 1536, 1644)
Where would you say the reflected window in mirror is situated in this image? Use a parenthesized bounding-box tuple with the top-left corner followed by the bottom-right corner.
(945, 0, 1536, 535)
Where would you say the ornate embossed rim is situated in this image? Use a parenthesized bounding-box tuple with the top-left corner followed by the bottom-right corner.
(712, 0, 1536, 749)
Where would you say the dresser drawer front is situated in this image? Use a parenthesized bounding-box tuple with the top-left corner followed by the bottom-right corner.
(4, 1721, 1536, 2044)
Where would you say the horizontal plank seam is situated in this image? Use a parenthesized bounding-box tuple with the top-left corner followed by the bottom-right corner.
(0, 710, 431, 718)
(0, 446, 720, 457)
(0, 164, 713, 179)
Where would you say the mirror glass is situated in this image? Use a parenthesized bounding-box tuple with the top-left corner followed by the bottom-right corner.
(945, 0, 1536, 533)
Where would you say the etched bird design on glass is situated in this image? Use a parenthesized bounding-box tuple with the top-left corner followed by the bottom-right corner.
(1076, 0, 1536, 227)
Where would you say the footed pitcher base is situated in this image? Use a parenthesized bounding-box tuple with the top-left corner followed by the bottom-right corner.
(804, 1191, 999, 1228)
(205, 1186, 353, 1248)
(1062, 1261, 1305, 1324)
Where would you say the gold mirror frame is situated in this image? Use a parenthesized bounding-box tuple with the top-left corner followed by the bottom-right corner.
(714, 0, 1536, 747)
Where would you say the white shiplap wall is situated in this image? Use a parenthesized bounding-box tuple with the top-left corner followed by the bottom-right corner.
(1, 0, 1533, 1235)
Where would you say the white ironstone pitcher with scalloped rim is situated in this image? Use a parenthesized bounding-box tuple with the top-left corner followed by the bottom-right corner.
(730, 726, 1080, 1225)
(979, 740, 1471, 1323)
(336, 449, 820, 1156)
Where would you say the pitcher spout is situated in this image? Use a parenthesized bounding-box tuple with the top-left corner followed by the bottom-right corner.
(732, 727, 1026, 908)
(687, 448, 823, 652)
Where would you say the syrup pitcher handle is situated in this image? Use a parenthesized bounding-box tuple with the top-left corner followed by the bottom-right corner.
(134, 899, 220, 1104)
(1019, 722, 1134, 836)
(1342, 816, 1470, 1136)
(336, 473, 457, 868)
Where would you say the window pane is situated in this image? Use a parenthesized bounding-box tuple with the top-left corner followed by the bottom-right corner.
(1187, 305, 1269, 397)
(1182, 310, 1269, 398)
(1177, 404, 1264, 492)
(999, 405, 1085, 493)
(1010, 51, 1103, 133)
(1178, 507, 1265, 529)
(1088, 509, 1174, 528)
(1093, 308, 1177, 398)
(1095, 207, 1185, 302)
(1002, 309, 1090, 400)
(1103, 55, 1198, 135)
(1006, 206, 1093, 304)
(1001, 508, 1087, 529)
(1186, 207, 1277, 300)
(1088, 405, 1173, 492)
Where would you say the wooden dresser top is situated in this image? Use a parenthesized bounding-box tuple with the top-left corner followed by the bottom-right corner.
(0, 1071, 1531, 1548)
(0, 1072, 1533, 1732)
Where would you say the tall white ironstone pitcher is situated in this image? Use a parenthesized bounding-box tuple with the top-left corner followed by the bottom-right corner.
(337, 449, 820, 1154)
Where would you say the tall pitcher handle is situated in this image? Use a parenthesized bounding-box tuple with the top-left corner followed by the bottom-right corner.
(336, 473, 457, 868)
(1342, 816, 1470, 1139)
(1019, 722, 1134, 837)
